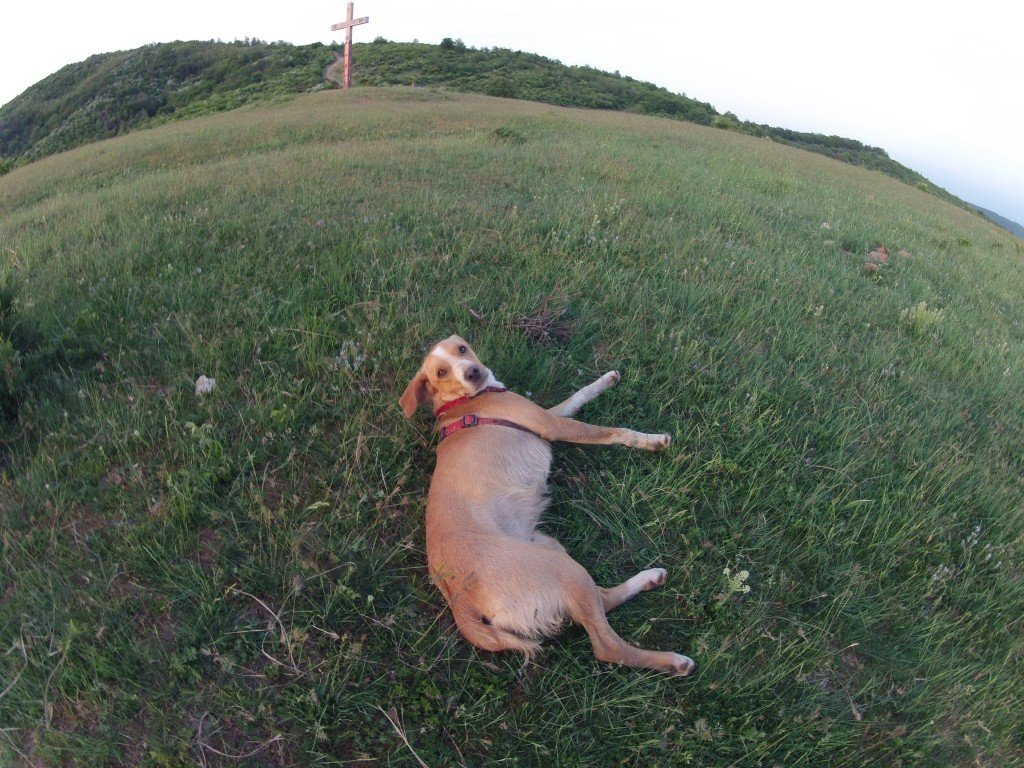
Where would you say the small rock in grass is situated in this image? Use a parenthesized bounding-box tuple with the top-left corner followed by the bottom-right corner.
(866, 245, 889, 264)
(897, 249, 914, 260)
(863, 262, 881, 274)
(195, 375, 216, 395)
(98, 467, 125, 490)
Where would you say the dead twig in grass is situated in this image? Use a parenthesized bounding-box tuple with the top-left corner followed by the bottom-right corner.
(201, 734, 282, 761)
(376, 706, 429, 768)
(1, 632, 28, 703)
(228, 585, 300, 673)
(0, 664, 25, 701)
(194, 712, 283, 763)
(513, 296, 574, 345)
(0, 729, 31, 765)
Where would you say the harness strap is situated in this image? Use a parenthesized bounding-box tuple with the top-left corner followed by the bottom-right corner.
(438, 413, 539, 442)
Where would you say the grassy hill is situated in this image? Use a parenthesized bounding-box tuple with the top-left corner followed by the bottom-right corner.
(0, 40, 972, 215)
(977, 205, 1024, 240)
(1, 89, 1023, 766)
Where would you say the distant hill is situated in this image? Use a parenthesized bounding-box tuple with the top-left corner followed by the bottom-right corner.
(975, 205, 1024, 240)
(0, 38, 976, 212)
(0, 40, 335, 163)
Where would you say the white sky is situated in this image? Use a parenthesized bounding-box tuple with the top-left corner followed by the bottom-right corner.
(2, 1, 1022, 225)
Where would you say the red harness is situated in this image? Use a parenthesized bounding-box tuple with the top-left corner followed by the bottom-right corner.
(435, 386, 539, 443)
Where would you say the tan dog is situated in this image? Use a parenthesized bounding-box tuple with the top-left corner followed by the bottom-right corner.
(400, 334, 695, 676)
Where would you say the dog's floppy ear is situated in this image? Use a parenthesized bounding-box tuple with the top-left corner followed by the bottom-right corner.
(399, 371, 432, 418)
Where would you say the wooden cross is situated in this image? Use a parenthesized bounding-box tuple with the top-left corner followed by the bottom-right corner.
(331, 2, 369, 89)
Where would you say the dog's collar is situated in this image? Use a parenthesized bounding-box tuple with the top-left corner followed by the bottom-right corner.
(433, 386, 508, 418)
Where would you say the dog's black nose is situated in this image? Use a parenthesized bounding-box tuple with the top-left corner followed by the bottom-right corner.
(466, 366, 481, 382)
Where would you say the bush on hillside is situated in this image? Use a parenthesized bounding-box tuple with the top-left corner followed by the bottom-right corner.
(712, 111, 741, 130)
(484, 76, 518, 98)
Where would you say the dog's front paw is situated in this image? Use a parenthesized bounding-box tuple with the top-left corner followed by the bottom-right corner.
(647, 433, 671, 451)
(596, 371, 620, 392)
(667, 654, 696, 677)
(637, 568, 667, 591)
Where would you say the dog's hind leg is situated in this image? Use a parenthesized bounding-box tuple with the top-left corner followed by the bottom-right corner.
(561, 564, 694, 676)
(548, 371, 620, 417)
(599, 568, 668, 612)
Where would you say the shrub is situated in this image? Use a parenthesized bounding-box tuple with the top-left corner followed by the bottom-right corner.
(712, 112, 741, 130)
(491, 126, 525, 145)
(484, 76, 517, 98)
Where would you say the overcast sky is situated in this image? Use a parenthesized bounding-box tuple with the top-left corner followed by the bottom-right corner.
(2, 1, 1022, 225)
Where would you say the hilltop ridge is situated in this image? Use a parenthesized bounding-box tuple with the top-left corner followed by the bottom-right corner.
(0, 39, 972, 215)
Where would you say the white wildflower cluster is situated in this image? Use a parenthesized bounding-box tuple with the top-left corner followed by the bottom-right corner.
(962, 523, 1000, 566)
(930, 523, 1005, 598)
(963, 523, 983, 549)
(805, 304, 825, 319)
(717, 566, 751, 607)
(333, 339, 366, 372)
(602, 198, 626, 221)
(900, 301, 946, 335)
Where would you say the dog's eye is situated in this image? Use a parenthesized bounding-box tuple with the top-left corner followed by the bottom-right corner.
(458, 345, 467, 354)
(436, 368, 447, 378)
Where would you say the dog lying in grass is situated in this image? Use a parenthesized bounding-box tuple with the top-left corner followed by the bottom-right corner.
(400, 334, 695, 676)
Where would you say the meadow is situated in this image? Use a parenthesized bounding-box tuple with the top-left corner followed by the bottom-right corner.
(1, 88, 1022, 766)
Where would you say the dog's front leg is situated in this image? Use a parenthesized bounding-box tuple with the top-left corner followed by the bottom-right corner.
(541, 415, 670, 451)
(548, 371, 621, 417)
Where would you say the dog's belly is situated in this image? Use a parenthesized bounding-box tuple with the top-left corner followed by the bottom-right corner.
(430, 429, 552, 539)
(484, 434, 552, 537)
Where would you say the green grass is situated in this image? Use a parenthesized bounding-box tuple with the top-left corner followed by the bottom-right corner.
(1, 88, 1022, 767)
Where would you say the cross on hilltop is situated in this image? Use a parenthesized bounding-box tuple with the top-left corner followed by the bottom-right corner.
(331, 1, 369, 89)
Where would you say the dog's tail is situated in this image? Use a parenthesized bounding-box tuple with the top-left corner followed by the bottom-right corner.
(451, 604, 543, 659)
